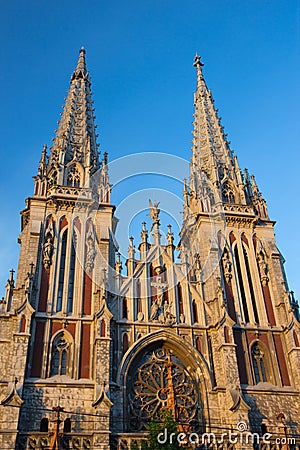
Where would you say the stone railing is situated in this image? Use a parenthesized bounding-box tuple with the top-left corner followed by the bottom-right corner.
(16, 433, 93, 450)
(223, 203, 255, 215)
(113, 433, 147, 450)
(47, 185, 98, 202)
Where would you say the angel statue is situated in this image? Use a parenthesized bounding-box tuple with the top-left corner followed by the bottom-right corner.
(148, 199, 160, 231)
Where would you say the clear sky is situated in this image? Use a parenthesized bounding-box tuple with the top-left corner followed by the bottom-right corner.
(0, 1, 299, 296)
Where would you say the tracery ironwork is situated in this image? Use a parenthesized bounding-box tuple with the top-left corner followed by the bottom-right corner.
(128, 346, 199, 431)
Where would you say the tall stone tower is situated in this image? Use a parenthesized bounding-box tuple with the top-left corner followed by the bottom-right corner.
(0, 49, 299, 450)
(0, 48, 117, 450)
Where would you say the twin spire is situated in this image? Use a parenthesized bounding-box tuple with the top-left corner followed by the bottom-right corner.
(186, 52, 268, 219)
(35, 47, 110, 198)
(34, 48, 267, 218)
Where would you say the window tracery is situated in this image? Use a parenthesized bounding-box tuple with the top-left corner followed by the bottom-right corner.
(50, 332, 71, 377)
(67, 165, 81, 187)
(128, 346, 199, 431)
(222, 181, 235, 203)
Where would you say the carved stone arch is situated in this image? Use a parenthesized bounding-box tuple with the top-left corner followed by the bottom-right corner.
(49, 329, 74, 378)
(16, 298, 35, 334)
(249, 339, 275, 385)
(117, 330, 212, 432)
(95, 296, 113, 337)
(73, 216, 82, 234)
(59, 215, 68, 233)
(65, 162, 84, 187)
(229, 231, 236, 246)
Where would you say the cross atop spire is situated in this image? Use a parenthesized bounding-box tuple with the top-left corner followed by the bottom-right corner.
(72, 46, 87, 80)
(193, 52, 204, 68)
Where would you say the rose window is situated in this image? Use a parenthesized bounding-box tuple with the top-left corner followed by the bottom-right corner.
(128, 346, 199, 430)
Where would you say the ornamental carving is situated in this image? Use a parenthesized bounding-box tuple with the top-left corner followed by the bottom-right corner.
(222, 250, 232, 283)
(85, 224, 97, 272)
(257, 251, 269, 286)
(42, 217, 55, 270)
(128, 347, 199, 431)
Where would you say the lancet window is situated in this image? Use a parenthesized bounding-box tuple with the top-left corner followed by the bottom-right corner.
(50, 332, 72, 377)
(222, 181, 235, 204)
(57, 230, 68, 312)
(67, 165, 81, 187)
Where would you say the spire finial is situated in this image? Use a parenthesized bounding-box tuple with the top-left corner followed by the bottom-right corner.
(148, 199, 160, 232)
(193, 52, 204, 69)
(73, 46, 87, 78)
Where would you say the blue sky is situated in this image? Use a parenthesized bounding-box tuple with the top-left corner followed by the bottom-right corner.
(0, 1, 299, 296)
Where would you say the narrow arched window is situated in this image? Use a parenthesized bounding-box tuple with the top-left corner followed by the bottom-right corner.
(123, 298, 128, 319)
(64, 418, 71, 433)
(195, 336, 202, 353)
(67, 165, 80, 187)
(234, 245, 249, 323)
(243, 244, 259, 324)
(19, 315, 26, 333)
(224, 326, 230, 343)
(50, 332, 71, 377)
(67, 233, 77, 314)
(57, 230, 68, 312)
(178, 284, 184, 316)
(100, 319, 106, 337)
(123, 333, 129, 354)
(251, 342, 268, 384)
(192, 299, 199, 324)
(40, 417, 48, 432)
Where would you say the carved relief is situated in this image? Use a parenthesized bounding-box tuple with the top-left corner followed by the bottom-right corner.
(85, 223, 96, 272)
(222, 250, 232, 283)
(257, 251, 269, 286)
(42, 217, 55, 270)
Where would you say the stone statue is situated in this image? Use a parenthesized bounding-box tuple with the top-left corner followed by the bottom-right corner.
(150, 298, 159, 321)
(148, 199, 160, 231)
(257, 251, 268, 285)
(222, 251, 232, 283)
(85, 225, 97, 272)
(43, 217, 55, 270)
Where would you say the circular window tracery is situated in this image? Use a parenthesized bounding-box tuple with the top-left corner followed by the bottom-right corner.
(128, 346, 200, 431)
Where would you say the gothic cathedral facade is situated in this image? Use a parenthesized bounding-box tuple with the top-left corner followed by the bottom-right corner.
(0, 49, 299, 450)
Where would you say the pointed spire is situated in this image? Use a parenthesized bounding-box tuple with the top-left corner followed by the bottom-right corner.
(72, 46, 87, 79)
(38, 144, 47, 177)
(189, 53, 249, 208)
(48, 47, 101, 189)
